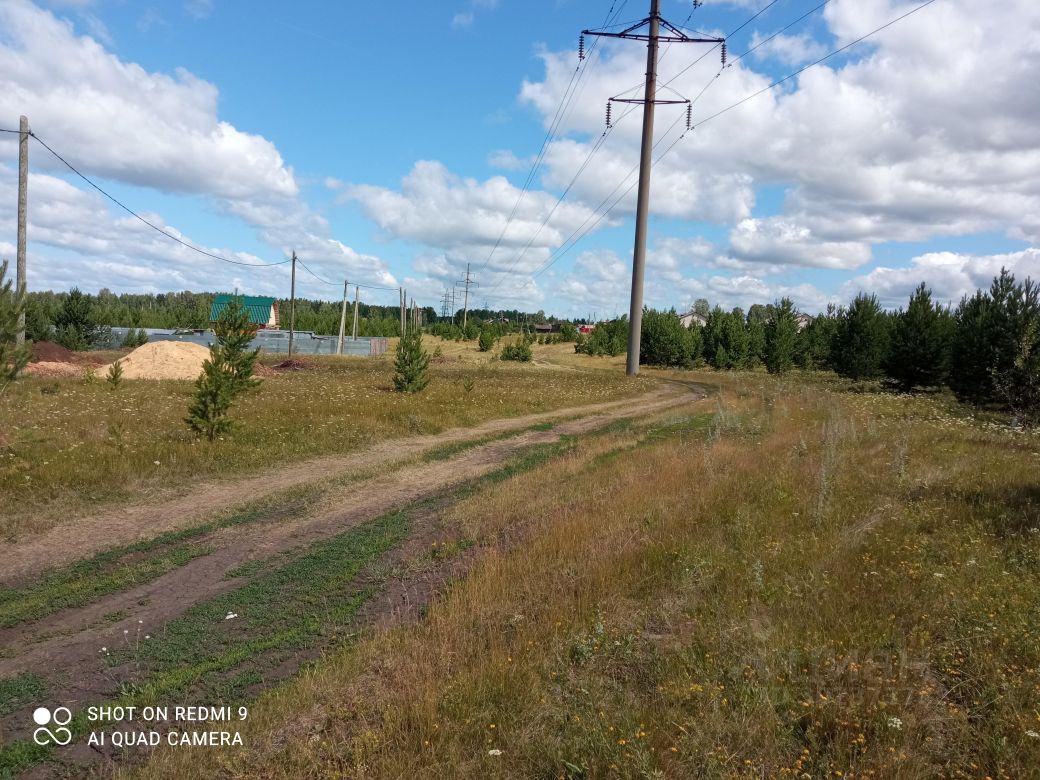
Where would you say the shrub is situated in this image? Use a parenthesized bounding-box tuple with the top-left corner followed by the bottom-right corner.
(121, 328, 149, 349)
(478, 329, 496, 352)
(500, 341, 532, 362)
(186, 298, 261, 440)
(640, 308, 700, 368)
(559, 322, 578, 342)
(575, 318, 627, 357)
(393, 327, 431, 393)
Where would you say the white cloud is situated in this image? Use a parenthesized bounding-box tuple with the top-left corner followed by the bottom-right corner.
(841, 248, 1040, 308)
(451, 12, 474, 29)
(749, 30, 827, 66)
(0, 0, 296, 200)
(0, 2, 396, 297)
(185, 0, 214, 20)
(344, 160, 606, 280)
(487, 149, 532, 171)
(728, 217, 872, 270)
(514, 0, 1040, 273)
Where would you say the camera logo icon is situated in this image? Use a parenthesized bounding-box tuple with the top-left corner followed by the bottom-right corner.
(32, 706, 73, 746)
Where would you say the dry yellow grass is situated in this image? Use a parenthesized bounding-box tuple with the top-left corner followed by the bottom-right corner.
(0, 353, 646, 536)
(138, 373, 1040, 778)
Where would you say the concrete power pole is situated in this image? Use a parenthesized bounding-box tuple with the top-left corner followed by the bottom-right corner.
(583, 1, 723, 375)
(352, 285, 359, 340)
(287, 251, 297, 357)
(399, 287, 406, 335)
(337, 279, 349, 355)
(15, 115, 28, 348)
(456, 263, 478, 330)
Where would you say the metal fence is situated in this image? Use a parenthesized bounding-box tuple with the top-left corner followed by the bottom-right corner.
(100, 327, 389, 357)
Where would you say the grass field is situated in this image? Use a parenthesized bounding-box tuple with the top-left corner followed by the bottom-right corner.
(0, 338, 642, 538)
(136, 372, 1040, 779)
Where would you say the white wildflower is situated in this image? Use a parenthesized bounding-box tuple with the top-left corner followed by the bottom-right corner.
(888, 717, 903, 730)
(488, 749, 503, 756)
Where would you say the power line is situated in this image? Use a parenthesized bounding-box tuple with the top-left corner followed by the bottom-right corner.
(693, 0, 940, 130)
(22, 131, 292, 268)
(477, 0, 629, 276)
(729, 0, 832, 66)
(660, 0, 783, 91)
(530, 0, 941, 280)
(486, 0, 787, 299)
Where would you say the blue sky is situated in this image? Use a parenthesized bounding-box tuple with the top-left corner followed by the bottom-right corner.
(0, 0, 1037, 317)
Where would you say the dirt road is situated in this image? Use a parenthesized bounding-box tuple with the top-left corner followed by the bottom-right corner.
(0, 381, 705, 776)
(0, 383, 686, 584)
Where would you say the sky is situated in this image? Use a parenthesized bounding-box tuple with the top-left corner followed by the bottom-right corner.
(0, 0, 1037, 318)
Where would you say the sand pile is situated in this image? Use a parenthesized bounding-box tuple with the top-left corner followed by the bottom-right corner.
(103, 341, 213, 380)
(25, 361, 83, 377)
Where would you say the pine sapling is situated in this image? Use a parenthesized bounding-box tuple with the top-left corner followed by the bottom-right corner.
(106, 359, 124, 389)
(186, 297, 261, 440)
(393, 326, 430, 393)
(0, 259, 30, 393)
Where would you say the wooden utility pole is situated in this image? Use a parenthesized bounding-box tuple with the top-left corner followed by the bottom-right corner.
(15, 115, 28, 348)
(337, 279, 349, 355)
(287, 251, 297, 357)
(399, 287, 406, 335)
(582, 2, 723, 375)
(455, 263, 478, 329)
(351, 285, 359, 340)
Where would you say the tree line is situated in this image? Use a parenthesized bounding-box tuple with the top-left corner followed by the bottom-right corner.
(635, 269, 1038, 424)
(20, 289, 440, 347)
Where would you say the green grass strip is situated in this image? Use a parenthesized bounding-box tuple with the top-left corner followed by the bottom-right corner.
(0, 673, 46, 718)
(0, 500, 319, 629)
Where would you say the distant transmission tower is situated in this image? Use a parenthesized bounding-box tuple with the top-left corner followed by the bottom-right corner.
(582, 0, 724, 375)
(440, 289, 452, 321)
(455, 263, 479, 329)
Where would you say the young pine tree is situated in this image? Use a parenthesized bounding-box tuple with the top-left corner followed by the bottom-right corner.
(834, 293, 890, 380)
(885, 283, 953, 391)
(186, 298, 261, 440)
(477, 328, 496, 352)
(54, 287, 97, 350)
(106, 359, 124, 389)
(393, 326, 431, 392)
(0, 260, 30, 390)
(764, 297, 798, 375)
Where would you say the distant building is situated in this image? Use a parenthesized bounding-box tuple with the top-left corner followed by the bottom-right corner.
(209, 295, 279, 329)
(794, 312, 814, 331)
(533, 323, 561, 334)
(578, 324, 595, 335)
(679, 311, 707, 328)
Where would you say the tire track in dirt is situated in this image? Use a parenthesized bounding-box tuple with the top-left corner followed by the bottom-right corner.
(0, 383, 702, 688)
(0, 385, 680, 584)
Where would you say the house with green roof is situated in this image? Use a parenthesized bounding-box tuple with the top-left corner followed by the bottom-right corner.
(209, 295, 279, 329)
